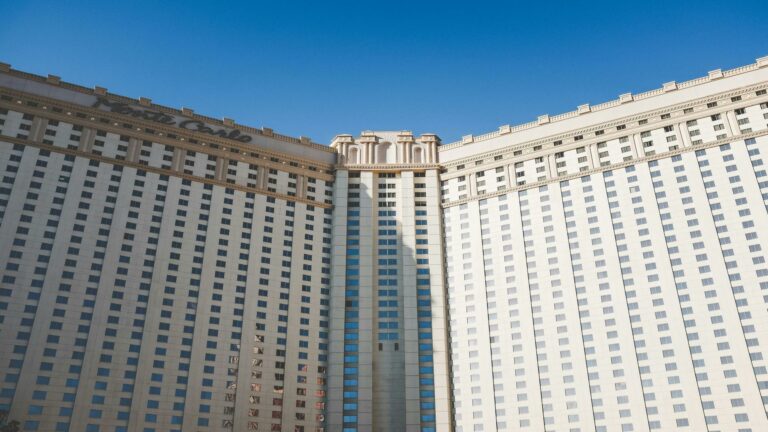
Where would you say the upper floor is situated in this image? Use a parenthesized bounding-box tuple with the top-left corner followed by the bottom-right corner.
(2, 56, 768, 206)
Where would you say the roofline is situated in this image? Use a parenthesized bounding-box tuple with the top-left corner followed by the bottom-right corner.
(439, 55, 768, 150)
(3, 56, 767, 153)
(0, 62, 335, 153)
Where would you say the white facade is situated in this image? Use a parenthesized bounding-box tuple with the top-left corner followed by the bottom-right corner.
(439, 57, 768, 432)
(0, 57, 767, 432)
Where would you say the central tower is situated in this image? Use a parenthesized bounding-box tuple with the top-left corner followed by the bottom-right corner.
(327, 132, 452, 431)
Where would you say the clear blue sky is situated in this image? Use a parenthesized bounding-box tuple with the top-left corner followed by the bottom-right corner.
(1, 0, 767, 144)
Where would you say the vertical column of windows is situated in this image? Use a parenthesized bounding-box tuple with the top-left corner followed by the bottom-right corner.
(649, 154, 756, 430)
(649, 156, 714, 429)
(89, 161, 139, 431)
(127, 171, 178, 432)
(287, 172, 298, 196)
(517, 189, 549, 430)
(311, 205, 332, 432)
(0, 144, 24, 300)
(207, 188, 244, 429)
(112, 169, 170, 432)
(602, 166, 703, 430)
(1, 147, 77, 431)
(220, 189, 250, 429)
(63, 163, 145, 432)
(443, 205, 464, 428)
(0, 138, 30, 417)
(282, 199, 300, 428)
(16, 112, 33, 140)
(414, 205, 436, 432)
(561, 175, 647, 432)
(33, 151, 81, 432)
(98, 167, 155, 432)
(450, 199, 495, 432)
(477, 199, 503, 430)
(743, 136, 768, 414)
(239, 191, 264, 431)
(519, 185, 593, 431)
(376, 173, 399, 361)
(42, 151, 84, 432)
(695, 144, 768, 424)
(245, 194, 277, 431)
(266, 169, 279, 193)
(377, 208, 398, 344)
(191, 184, 245, 429)
(342, 192, 361, 431)
(495, 193, 543, 430)
(276, 199, 294, 429)
(177, 181, 214, 430)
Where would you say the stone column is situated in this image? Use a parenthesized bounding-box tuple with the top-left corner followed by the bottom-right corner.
(406, 142, 412, 164)
(676, 122, 693, 147)
(546, 154, 556, 179)
(725, 110, 740, 136)
(127, 137, 141, 162)
(589, 143, 600, 168)
(630, 133, 642, 158)
(30, 117, 47, 142)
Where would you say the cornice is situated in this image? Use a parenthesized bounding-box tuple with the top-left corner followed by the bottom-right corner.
(441, 128, 768, 209)
(0, 88, 336, 181)
(439, 80, 768, 177)
(335, 164, 441, 171)
(0, 134, 332, 209)
(439, 55, 768, 150)
(0, 64, 335, 154)
(3, 56, 767, 181)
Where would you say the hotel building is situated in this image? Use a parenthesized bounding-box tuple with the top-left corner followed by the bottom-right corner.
(1, 56, 768, 432)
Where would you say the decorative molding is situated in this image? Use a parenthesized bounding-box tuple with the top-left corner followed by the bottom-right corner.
(440, 56, 768, 149)
(3, 56, 768, 178)
(0, 65, 334, 153)
(0, 88, 336, 178)
(336, 163, 441, 171)
(331, 131, 439, 167)
(442, 128, 768, 208)
(439, 81, 768, 173)
(0, 134, 332, 208)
